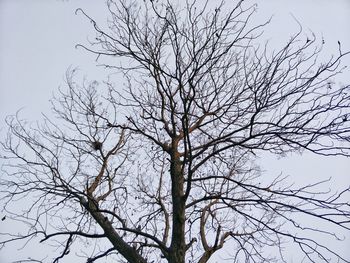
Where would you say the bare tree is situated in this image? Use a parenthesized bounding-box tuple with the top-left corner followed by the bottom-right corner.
(1, 0, 350, 262)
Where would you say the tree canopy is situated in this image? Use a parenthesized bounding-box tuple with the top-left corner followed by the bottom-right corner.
(1, 1, 350, 262)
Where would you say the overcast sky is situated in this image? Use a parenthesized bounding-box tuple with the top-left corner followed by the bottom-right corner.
(0, 0, 349, 262)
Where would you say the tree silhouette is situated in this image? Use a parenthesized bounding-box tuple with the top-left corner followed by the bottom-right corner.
(1, 1, 350, 262)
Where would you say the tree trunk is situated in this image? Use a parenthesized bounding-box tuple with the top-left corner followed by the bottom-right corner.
(168, 150, 186, 263)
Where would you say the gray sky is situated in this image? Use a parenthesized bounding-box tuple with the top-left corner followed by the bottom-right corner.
(0, 0, 349, 262)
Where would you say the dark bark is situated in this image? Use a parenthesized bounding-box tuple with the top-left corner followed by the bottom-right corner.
(168, 143, 186, 263)
(84, 199, 148, 263)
